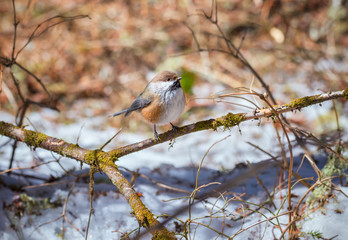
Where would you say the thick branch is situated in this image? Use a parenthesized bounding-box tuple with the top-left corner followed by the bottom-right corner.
(0, 122, 176, 239)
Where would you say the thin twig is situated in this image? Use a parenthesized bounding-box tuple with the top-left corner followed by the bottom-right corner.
(247, 161, 276, 209)
(247, 141, 312, 188)
(85, 167, 95, 240)
(14, 62, 52, 100)
(11, 0, 18, 61)
(99, 128, 122, 151)
(15, 15, 90, 59)
(119, 166, 191, 194)
(230, 211, 292, 239)
(260, 96, 295, 235)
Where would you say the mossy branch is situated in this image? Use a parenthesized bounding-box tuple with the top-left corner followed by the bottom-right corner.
(110, 88, 348, 158)
(0, 122, 176, 239)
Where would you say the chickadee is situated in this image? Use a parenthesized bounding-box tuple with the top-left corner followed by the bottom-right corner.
(110, 70, 185, 141)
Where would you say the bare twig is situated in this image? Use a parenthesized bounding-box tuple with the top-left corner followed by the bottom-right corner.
(15, 15, 90, 59)
(99, 128, 122, 151)
(11, 0, 18, 61)
(247, 161, 276, 209)
(29, 178, 84, 238)
(85, 167, 95, 240)
(187, 135, 230, 237)
(14, 62, 52, 101)
(247, 141, 311, 188)
(119, 166, 191, 194)
(187, 0, 277, 105)
(259, 96, 296, 235)
(230, 211, 292, 239)
(0, 159, 57, 176)
(294, 176, 336, 216)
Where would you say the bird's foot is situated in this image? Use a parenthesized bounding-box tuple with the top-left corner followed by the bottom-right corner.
(154, 125, 160, 142)
(154, 132, 160, 142)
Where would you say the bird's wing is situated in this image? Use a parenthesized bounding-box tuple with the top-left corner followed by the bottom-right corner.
(125, 94, 152, 116)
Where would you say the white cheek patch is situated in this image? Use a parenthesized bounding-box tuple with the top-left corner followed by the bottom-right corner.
(148, 81, 173, 97)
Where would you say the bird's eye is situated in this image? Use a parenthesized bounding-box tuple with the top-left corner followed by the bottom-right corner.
(167, 78, 170, 81)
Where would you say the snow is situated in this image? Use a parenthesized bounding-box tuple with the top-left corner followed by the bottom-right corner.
(301, 188, 348, 240)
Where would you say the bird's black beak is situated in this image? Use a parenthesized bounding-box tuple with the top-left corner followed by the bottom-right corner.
(170, 77, 182, 91)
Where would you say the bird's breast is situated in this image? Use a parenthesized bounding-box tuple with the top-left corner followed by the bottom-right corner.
(141, 96, 164, 124)
(141, 87, 185, 125)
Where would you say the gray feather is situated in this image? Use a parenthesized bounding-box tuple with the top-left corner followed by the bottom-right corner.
(109, 109, 129, 118)
(109, 94, 152, 118)
(125, 95, 152, 116)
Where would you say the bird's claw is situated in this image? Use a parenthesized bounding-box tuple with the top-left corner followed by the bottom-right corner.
(154, 125, 160, 142)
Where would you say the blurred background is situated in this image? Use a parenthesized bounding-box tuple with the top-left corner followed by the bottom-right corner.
(1, 0, 347, 135)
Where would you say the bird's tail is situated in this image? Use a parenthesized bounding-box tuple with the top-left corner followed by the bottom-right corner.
(108, 108, 129, 118)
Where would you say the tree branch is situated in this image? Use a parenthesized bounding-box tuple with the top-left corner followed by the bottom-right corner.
(110, 89, 348, 158)
(0, 123, 176, 239)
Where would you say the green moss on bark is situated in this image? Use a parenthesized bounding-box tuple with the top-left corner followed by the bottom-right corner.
(343, 88, 348, 99)
(84, 150, 117, 166)
(24, 131, 48, 147)
(212, 113, 246, 130)
(285, 96, 317, 109)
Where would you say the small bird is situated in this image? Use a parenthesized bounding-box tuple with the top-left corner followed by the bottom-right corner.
(110, 70, 185, 141)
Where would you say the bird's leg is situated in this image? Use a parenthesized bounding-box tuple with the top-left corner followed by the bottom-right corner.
(153, 124, 160, 142)
(170, 122, 179, 132)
